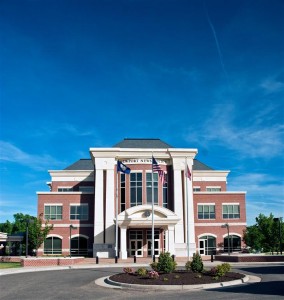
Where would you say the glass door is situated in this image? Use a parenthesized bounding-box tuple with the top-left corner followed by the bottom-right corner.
(199, 239, 207, 255)
(147, 230, 160, 256)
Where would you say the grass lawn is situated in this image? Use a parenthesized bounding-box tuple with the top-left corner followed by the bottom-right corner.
(0, 262, 22, 269)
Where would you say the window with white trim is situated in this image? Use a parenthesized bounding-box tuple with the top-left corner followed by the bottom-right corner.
(198, 205, 215, 219)
(79, 186, 94, 193)
(222, 204, 240, 219)
(120, 173, 126, 212)
(44, 205, 62, 220)
(44, 237, 62, 254)
(146, 172, 158, 205)
(163, 173, 168, 208)
(70, 204, 89, 220)
(193, 186, 201, 192)
(206, 187, 221, 192)
(130, 172, 142, 207)
(58, 187, 73, 192)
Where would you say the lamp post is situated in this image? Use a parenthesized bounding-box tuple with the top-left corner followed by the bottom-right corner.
(69, 225, 77, 258)
(273, 217, 283, 255)
(26, 219, 34, 258)
(221, 223, 230, 255)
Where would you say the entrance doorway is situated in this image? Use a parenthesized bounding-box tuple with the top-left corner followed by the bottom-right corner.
(199, 239, 207, 255)
(129, 230, 143, 257)
(147, 230, 160, 256)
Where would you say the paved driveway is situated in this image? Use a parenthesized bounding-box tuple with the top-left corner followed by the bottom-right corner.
(0, 265, 283, 300)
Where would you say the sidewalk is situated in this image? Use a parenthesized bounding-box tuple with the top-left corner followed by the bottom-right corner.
(1, 257, 283, 277)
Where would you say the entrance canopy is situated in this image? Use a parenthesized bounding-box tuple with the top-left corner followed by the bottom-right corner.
(115, 204, 180, 228)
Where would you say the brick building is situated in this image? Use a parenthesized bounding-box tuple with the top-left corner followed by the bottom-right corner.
(37, 138, 246, 258)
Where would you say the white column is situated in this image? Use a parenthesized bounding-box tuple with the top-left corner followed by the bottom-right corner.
(94, 169, 104, 243)
(172, 166, 184, 243)
(120, 226, 127, 259)
(168, 225, 175, 255)
(164, 228, 169, 252)
(186, 158, 196, 256)
(105, 167, 115, 244)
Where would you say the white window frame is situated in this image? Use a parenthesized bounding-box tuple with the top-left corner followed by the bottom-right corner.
(70, 204, 89, 221)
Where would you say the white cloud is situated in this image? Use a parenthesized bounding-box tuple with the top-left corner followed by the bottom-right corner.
(260, 78, 284, 93)
(0, 141, 64, 170)
(184, 102, 284, 159)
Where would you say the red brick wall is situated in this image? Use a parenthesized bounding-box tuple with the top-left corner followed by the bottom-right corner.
(193, 181, 227, 191)
(21, 257, 85, 267)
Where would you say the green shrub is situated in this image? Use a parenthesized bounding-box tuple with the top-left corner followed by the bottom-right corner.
(221, 263, 231, 273)
(137, 267, 148, 276)
(190, 253, 203, 273)
(185, 261, 191, 271)
(215, 265, 226, 277)
(150, 261, 158, 271)
(156, 252, 177, 273)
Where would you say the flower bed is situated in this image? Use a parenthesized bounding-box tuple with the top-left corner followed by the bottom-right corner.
(109, 270, 245, 285)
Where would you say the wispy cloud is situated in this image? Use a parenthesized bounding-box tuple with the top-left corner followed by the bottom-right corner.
(228, 172, 284, 225)
(184, 102, 284, 159)
(32, 122, 95, 138)
(0, 141, 64, 170)
(260, 78, 284, 94)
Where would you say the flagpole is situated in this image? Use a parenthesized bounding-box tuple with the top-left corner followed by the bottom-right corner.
(115, 161, 119, 259)
(151, 154, 154, 260)
(186, 157, 190, 259)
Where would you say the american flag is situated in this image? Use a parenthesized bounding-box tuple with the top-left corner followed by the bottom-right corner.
(185, 164, 191, 181)
(152, 156, 165, 184)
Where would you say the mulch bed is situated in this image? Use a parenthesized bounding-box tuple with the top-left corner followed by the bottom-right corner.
(110, 270, 245, 285)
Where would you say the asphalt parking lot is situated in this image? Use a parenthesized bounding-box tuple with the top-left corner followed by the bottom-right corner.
(0, 264, 283, 300)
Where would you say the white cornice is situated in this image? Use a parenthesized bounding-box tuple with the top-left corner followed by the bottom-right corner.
(89, 147, 198, 160)
(194, 191, 247, 194)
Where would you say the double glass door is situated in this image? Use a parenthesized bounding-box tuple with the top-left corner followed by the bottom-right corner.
(129, 230, 143, 257)
(147, 230, 160, 256)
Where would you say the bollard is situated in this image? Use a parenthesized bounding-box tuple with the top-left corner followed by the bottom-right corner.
(172, 254, 175, 261)
(153, 255, 155, 262)
(211, 253, 214, 262)
(96, 256, 99, 264)
(115, 256, 118, 263)
(134, 255, 136, 263)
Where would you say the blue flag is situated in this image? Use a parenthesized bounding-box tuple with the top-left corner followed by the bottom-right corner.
(117, 160, 131, 174)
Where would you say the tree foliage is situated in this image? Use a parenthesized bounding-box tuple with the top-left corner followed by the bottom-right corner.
(0, 213, 53, 255)
(243, 213, 283, 253)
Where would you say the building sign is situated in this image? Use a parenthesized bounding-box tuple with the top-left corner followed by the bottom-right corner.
(122, 159, 167, 165)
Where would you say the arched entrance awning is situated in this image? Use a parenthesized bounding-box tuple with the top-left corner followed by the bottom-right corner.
(115, 204, 180, 228)
(115, 205, 180, 259)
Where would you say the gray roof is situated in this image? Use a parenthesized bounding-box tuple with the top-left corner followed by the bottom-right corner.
(64, 158, 213, 171)
(193, 159, 213, 170)
(64, 159, 94, 170)
(113, 138, 173, 149)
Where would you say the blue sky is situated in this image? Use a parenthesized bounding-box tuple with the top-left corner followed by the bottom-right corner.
(0, 0, 283, 225)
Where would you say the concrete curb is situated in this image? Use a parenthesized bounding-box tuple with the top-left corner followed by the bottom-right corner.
(95, 274, 255, 291)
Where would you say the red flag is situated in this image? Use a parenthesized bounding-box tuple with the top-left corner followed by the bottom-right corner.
(185, 165, 191, 181)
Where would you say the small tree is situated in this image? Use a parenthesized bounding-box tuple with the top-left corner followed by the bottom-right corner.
(190, 252, 203, 273)
(28, 213, 53, 256)
(156, 252, 177, 273)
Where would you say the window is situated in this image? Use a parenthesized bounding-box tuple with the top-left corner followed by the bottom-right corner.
(224, 235, 241, 252)
(206, 187, 221, 192)
(79, 186, 94, 193)
(70, 205, 88, 220)
(193, 187, 201, 192)
(163, 173, 168, 208)
(120, 173, 126, 212)
(223, 204, 240, 219)
(70, 236, 88, 256)
(58, 187, 73, 192)
(44, 237, 62, 254)
(146, 173, 158, 205)
(198, 205, 215, 219)
(199, 235, 216, 255)
(44, 205, 62, 220)
(130, 172, 142, 207)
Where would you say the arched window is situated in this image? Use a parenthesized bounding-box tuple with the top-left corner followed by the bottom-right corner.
(198, 235, 216, 255)
(44, 237, 62, 254)
(224, 235, 241, 252)
(71, 236, 88, 256)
